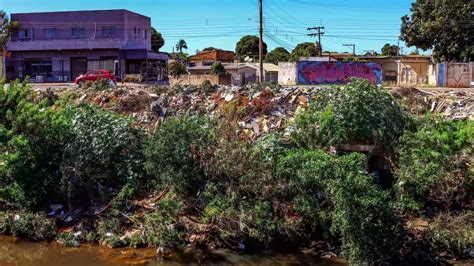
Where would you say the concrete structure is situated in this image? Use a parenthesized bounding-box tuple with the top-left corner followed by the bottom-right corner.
(187, 62, 278, 85)
(278, 62, 297, 86)
(170, 74, 231, 87)
(437, 62, 473, 88)
(6, 10, 168, 83)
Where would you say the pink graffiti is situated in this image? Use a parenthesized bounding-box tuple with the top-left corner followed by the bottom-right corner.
(300, 62, 380, 84)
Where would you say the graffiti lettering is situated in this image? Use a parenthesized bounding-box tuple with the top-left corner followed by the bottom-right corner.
(297, 62, 383, 85)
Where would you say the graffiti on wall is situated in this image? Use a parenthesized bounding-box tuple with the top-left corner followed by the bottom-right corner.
(297, 61, 382, 85)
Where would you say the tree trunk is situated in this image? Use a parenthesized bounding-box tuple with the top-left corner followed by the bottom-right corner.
(1, 46, 5, 80)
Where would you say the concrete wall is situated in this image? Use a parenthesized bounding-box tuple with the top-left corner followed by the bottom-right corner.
(398, 60, 429, 86)
(170, 74, 231, 87)
(428, 63, 437, 86)
(297, 61, 382, 85)
(446, 62, 471, 88)
(278, 62, 297, 85)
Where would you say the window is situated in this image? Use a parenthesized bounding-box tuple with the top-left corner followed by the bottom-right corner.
(44, 28, 57, 38)
(102, 26, 116, 37)
(71, 27, 85, 38)
(24, 60, 53, 78)
(143, 30, 147, 39)
(19, 29, 31, 39)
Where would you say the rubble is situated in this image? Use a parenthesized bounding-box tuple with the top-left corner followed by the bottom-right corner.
(59, 84, 473, 140)
(390, 87, 474, 120)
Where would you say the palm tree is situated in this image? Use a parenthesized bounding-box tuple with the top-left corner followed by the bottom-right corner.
(0, 11, 18, 78)
(175, 39, 188, 54)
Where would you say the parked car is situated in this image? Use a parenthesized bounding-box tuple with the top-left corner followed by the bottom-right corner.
(74, 70, 117, 86)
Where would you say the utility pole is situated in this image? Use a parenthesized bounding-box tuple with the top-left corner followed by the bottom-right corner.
(307, 26, 325, 56)
(397, 38, 400, 56)
(343, 44, 356, 56)
(259, 0, 264, 83)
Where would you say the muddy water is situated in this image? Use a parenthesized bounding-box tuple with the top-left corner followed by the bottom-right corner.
(0, 236, 345, 266)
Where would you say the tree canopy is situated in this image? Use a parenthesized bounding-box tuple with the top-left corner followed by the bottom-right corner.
(290, 42, 318, 61)
(381, 43, 399, 56)
(0, 11, 18, 51)
(210, 61, 227, 75)
(175, 39, 188, 54)
(235, 35, 267, 61)
(265, 47, 290, 65)
(151, 27, 165, 52)
(400, 0, 473, 61)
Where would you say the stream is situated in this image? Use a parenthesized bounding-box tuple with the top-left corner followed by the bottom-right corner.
(0, 236, 345, 266)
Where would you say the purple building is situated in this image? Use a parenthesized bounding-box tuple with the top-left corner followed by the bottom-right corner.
(6, 9, 168, 82)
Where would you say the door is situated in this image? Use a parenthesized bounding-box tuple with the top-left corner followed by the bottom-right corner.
(70, 57, 87, 81)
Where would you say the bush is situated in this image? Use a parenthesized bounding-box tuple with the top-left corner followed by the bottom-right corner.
(395, 116, 473, 214)
(0, 211, 57, 241)
(144, 116, 209, 196)
(424, 211, 474, 258)
(0, 80, 71, 209)
(277, 150, 397, 264)
(141, 191, 185, 247)
(60, 105, 145, 209)
(210, 61, 227, 75)
(168, 61, 187, 78)
(294, 78, 405, 148)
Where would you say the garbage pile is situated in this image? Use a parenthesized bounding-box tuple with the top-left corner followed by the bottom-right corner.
(66, 85, 473, 139)
(390, 87, 474, 120)
(69, 83, 325, 139)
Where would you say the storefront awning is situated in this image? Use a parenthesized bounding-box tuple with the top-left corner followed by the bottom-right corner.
(125, 49, 168, 60)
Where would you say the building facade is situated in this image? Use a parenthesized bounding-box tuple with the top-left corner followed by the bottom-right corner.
(6, 9, 168, 82)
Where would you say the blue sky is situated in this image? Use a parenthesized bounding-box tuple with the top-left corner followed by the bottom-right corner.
(0, 0, 419, 54)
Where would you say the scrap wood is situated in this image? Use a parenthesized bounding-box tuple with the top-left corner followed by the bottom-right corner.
(131, 186, 171, 210)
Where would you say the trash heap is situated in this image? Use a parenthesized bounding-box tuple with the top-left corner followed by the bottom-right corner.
(69, 83, 325, 140)
(66, 85, 474, 140)
(390, 87, 474, 120)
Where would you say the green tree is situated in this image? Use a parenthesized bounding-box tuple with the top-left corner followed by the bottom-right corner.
(381, 43, 399, 56)
(290, 42, 318, 61)
(175, 39, 188, 54)
(401, 0, 473, 61)
(202, 47, 222, 52)
(235, 35, 267, 61)
(0, 11, 18, 78)
(168, 61, 187, 78)
(210, 61, 226, 75)
(265, 47, 290, 65)
(151, 27, 164, 52)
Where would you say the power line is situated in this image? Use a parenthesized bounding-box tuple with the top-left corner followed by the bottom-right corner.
(307, 26, 324, 55)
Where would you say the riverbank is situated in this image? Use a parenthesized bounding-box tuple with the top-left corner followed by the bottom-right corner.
(0, 236, 347, 265)
(1, 79, 473, 264)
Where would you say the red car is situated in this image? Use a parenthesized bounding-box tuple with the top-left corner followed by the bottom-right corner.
(74, 70, 117, 86)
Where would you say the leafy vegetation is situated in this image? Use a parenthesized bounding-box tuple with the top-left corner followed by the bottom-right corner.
(265, 47, 290, 65)
(293, 78, 405, 148)
(401, 0, 473, 62)
(168, 61, 188, 78)
(0, 78, 472, 264)
(290, 42, 318, 61)
(210, 61, 227, 75)
(235, 35, 267, 61)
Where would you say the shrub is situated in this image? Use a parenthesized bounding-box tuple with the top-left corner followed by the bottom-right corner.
(60, 105, 145, 209)
(424, 211, 474, 258)
(142, 191, 185, 247)
(168, 61, 187, 78)
(293, 78, 405, 148)
(144, 116, 208, 196)
(0, 80, 71, 209)
(5, 211, 57, 241)
(210, 61, 227, 75)
(277, 150, 397, 264)
(395, 116, 473, 214)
